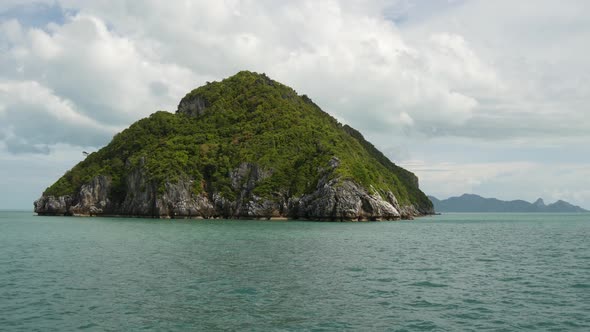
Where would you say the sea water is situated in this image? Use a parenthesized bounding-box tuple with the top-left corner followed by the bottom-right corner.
(1, 211, 589, 331)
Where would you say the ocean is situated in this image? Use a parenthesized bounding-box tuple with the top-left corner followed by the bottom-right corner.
(1, 211, 589, 331)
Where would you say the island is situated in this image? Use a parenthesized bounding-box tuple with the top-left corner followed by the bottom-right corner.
(34, 71, 433, 220)
(429, 194, 588, 213)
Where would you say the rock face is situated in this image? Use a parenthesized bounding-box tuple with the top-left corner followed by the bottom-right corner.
(34, 71, 434, 220)
(35, 195, 73, 216)
(293, 180, 400, 220)
(177, 95, 209, 117)
(35, 164, 409, 220)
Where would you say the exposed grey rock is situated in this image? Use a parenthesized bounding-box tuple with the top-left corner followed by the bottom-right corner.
(119, 166, 156, 216)
(230, 162, 272, 192)
(328, 156, 340, 169)
(386, 191, 400, 210)
(70, 175, 111, 215)
(228, 162, 281, 218)
(240, 194, 285, 219)
(176, 95, 209, 117)
(34, 161, 423, 220)
(294, 179, 400, 221)
(34, 195, 73, 216)
(157, 179, 215, 218)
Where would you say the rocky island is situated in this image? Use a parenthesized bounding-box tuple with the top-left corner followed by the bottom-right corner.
(35, 71, 433, 220)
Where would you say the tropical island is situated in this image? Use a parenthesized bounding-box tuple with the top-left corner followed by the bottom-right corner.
(34, 71, 433, 220)
(430, 194, 588, 213)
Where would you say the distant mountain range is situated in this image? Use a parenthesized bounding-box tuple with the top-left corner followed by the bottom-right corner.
(429, 194, 589, 213)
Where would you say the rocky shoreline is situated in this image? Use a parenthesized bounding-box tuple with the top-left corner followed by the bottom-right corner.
(34, 160, 429, 220)
(34, 177, 427, 221)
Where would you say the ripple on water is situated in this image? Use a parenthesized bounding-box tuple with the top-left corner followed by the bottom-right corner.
(409, 299, 445, 308)
(474, 257, 498, 262)
(498, 276, 523, 282)
(1, 212, 589, 331)
(402, 319, 439, 331)
(230, 287, 258, 295)
(571, 283, 590, 289)
(344, 267, 365, 272)
(78, 323, 99, 330)
(462, 298, 484, 305)
(409, 281, 448, 288)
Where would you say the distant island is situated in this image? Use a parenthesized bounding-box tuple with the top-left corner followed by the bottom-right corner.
(34, 71, 433, 220)
(429, 194, 588, 213)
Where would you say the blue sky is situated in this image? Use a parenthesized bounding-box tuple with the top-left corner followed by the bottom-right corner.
(1, 0, 589, 209)
(0, 2, 65, 28)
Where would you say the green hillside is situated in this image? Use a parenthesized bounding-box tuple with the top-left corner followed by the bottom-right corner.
(39, 71, 432, 218)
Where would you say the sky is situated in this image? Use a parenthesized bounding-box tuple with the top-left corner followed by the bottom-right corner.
(0, 0, 589, 210)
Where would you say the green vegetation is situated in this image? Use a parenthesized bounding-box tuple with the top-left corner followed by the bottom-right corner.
(44, 71, 432, 210)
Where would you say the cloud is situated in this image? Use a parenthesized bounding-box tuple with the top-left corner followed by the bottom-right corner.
(0, 1, 502, 155)
(1, 0, 588, 152)
(400, 0, 590, 141)
(3, 137, 50, 154)
(0, 79, 118, 150)
(0, 1, 589, 209)
(3, 15, 199, 122)
(0, 143, 88, 208)
(401, 160, 537, 198)
(55, 0, 496, 137)
(0, 14, 202, 153)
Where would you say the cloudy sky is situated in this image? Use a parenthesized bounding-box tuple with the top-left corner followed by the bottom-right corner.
(1, 0, 589, 210)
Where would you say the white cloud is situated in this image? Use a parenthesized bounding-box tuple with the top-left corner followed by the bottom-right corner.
(0, 1, 587, 147)
(0, 79, 118, 151)
(1, 14, 202, 152)
(0, 0, 518, 150)
(425, 33, 500, 93)
(401, 0, 590, 141)
(0, 19, 23, 42)
(28, 27, 60, 59)
(54, 0, 496, 137)
(0, 0, 589, 208)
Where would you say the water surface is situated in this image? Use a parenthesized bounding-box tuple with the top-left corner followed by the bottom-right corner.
(1, 212, 589, 331)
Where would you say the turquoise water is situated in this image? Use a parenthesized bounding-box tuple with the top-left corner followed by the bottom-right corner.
(1, 212, 589, 331)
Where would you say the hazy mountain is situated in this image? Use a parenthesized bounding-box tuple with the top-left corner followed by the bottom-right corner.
(429, 194, 588, 213)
